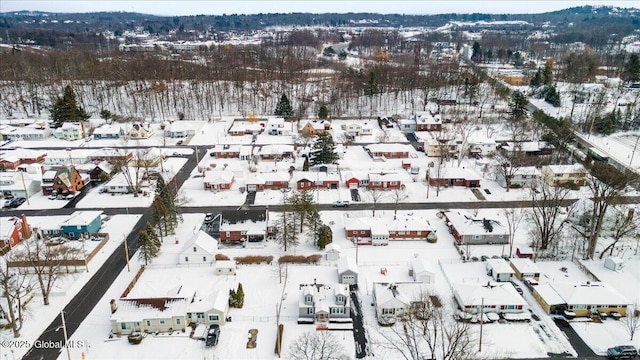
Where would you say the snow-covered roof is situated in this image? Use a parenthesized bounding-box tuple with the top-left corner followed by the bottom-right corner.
(453, 282, 526, 307)
(245, 172, 290, 185)
(93, 124, 121, 135)
(433, 167, 481, 180)
(111, 297, 189, 323)
(486, 258, 515, 274)
(550, 282, 629, 306)
(189, 289, 229, 313)
(258, 144, 294, 155)
(368, 172, 402, 182)
(215, 260, 236, 269)
(211, 144, 241, 153)
(294, 171, 340, 183)
(219, 220, 266, 234)
(203, 170, 234, 184)
(180, 230, 218, 255)
(337, 256, 358, 275)
(543, 163, 587, 175)
(325, 243, 341, 253)
(61, 211, 103, 226)
(444, 210, 509, 236)
(411, 258, 435, 275)
(509, 258, 541, 275)
(365, 143, 414, 153)
(373, 282, 432, 308)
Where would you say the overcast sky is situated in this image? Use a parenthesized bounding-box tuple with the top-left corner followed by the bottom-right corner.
(0, 1, 638, 16)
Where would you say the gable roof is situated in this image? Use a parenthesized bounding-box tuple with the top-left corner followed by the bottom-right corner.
(486, 258, 515, 274)
(453, 282, 526, 307)
(411, 258, 435, 275)
(181, 230, 218, 255)
(337, 256, 358, 275)
(550, 282, 629, 306)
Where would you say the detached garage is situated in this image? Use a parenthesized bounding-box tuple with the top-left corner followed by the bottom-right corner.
(337, 256, 358, 285)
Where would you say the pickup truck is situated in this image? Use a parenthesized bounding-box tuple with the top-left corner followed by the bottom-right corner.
(332, 200, 350, 208)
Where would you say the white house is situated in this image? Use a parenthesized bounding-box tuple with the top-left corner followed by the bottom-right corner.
(410, 258, 435, 284)
(452, 282, 526, 314)
(337, 256, 358, 285)
(266, 117, 290, 135)
(53, 122, 85, 141)
(372, 282, 433, 323)
(214, 260, 237, 276)
(325, 243, 342, 261)
(485, 258, 515, 282)
(186, 290, 230, 326)
(178, 231, 218, 265)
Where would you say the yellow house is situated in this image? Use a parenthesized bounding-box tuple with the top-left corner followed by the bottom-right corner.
(541, 164, 588, 187)
(509, 258, 541, 281)
(533, 282, 628, 317)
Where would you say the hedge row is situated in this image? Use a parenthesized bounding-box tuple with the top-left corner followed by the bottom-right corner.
(234, 255, 274, 264)
(278, 254, 322, 264)
(215, 253, 230, 261)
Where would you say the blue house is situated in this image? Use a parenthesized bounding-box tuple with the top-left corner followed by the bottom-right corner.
(59, 211, 103, 239)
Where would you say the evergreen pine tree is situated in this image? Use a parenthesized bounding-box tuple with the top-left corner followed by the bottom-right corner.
(623, 53, 640, 83)
(543, 85, 561, 107)
(236, 283, 244, 308)
(138, 222, 161, 265)
(471, 41, 482, 62)
(508, 91, 529, 122)
(151, 197, 168, 239)
(318, 105, 328, 119)
(303, 156, 310, 171)
(229, 288, 237, 307)
(542, 59, 554, 85)
(530, 68, 542, 88)
(316, 225, 333, 250)
(50, 85, 89, 128)
(274, 94, 293, 118)
(309, 132, 339, 166)
(156, 177, 181, 234)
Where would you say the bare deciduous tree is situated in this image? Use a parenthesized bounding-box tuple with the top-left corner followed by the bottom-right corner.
(366, 188, 387, 217)
(288, 331, 345, 360)
(621, 304, 640, 341)
(0, 256, 34, 338)
(392, 187, 409, 219)
(600, 207, 638, 259)
(528, 180, 575, 255)
(502, 207, 524, 258)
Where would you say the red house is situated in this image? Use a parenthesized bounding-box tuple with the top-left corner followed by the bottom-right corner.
(245, 172, 290, 192)
(365, 144, 414, 159)
(295, 172, 340, 190)
(426, 167, 481, 188)
(203, 170, 234, 191)
(219, 220, 275, 242)
(41, 166, 86, 196)
(368, 173, 402, 190)
(210, 144, 241, 158)
(0, 215, 31, 249)
(0, 149, 47, 170)
(344, 219, 371, 239)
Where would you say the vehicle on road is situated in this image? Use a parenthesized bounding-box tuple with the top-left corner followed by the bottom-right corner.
(6, 197, 26, 208)
(332, 200, 350, 208)
(606, 345, 638, 359)
(205, 324, 220, 347)
(204, 213, 215, 223)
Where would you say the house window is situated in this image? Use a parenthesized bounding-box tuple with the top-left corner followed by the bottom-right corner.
(226, 231, 230, 237)
(193, 247, 197, 252)
(121, 322, 131, 330)
(305, 295, 313, 303)
(203, 256, 207, 262)
(336, 295, 344, 303)
(208, 314, 219, 322)
(197, 313, 205, 319)
(146, 320, 151, 326)
(472, 235, 481, 240)
(241, 231, 247, 235)
(390, 181, 398, 186)
(307, 308, 314, 315)
(159, 320, 165, 325)
(382, 308, 395, 315)
(398, 231, 405, 235)
(556, 173, 563, 177)
(360, 231, 365, 235)
(184, 256, 189, 262)
(331, 308, 345, 314)
(176, 318, 181, 325)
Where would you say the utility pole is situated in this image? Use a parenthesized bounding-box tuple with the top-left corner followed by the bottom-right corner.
(60, 310, 71, 360)
(478, 297, 484, 352)
(19, 170, 30, 205)
(123, 234, 130, 272)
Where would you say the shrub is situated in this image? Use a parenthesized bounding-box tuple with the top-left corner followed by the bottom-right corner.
(234, 255, 273, 264)
(215, 253, 230, 261)
(278, 254, 322, 264)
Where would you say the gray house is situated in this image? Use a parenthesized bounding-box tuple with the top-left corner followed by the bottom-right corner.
(298, 283, 351, 324)
(337, 256, 358, 285)
(444, 210, 509, 245)
(486, 258, 515, 282)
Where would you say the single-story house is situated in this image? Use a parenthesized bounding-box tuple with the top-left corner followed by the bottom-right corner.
(452, 282, 526, 314)
(325, 243, 342, 261)
(509, 258, 541, 280)
(295, 172, 340, 190)
(258, 144, 295, 160)
(164, 122, 194, 138)
(186, 290, 230, 326)
(89, 148, 133, 163)
(227, 120, 264, 136)
(210, 144, 241, 158)
(59, 211, 103, 239)
(0, 171, 41, 199)
(499, 141, 554, 157)
(410, 258, 435, 284)
(0, 149, 47, 169)
(485, 258, 515, 282)
(337, 256, 358, 285)
(427, 167, 481, 188)
(365, 143, 414, 159)
(533, 281, 629, 317)
(298, 283, 351, 324)
(92, 124, 122, 139)
(541, 164, 588, 187)
(245, 172, 290, 192)
(110, 297, 189, 335)
(219, 220, 269, 243)
(368, 172, 402, 190)
(444, 210, 509, 245)
(344, 216, 434, 243)
(203, 170, 234, 191)
(342, 171, 368, 189)
(178, 231, 218, 265)
(494, 166, 541, 189)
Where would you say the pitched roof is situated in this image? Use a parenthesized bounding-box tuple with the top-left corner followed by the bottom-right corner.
(337, 256, 358, 275)
(453, 282, 526, 307)
(181, 230, 218, 255)
(550, 282, 629, 306)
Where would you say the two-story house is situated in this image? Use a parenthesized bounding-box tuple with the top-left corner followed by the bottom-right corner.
(541, 164, 588, 187)
(53, 122, 85, 141)
(178, 230, 218, 265)
(298, 282, 351, 325)
(41, 166, 87, 196)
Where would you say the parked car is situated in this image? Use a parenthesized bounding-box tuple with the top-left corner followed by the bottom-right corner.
(332, 200, 350, 208)
(204, 213, 215, 223)
(416, 145, 424, 152)
(606, 345, 638, 359)
(176, 140, 183, 146)
(6, 197, 26, 208)
(510, 281, 524, 295)
(205, 324, 220, 347)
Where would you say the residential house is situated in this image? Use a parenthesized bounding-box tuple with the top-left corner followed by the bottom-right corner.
(295, 171, 340, 190)
(239, 146, 253, 161)
(88, 161, 113, 182)
(424, 138, 458, 157)
(342, 171, 368, 189)
(427, 167, 481, 188)
(367, 172, 402, 190)
(344, 216, 434, 244)
(509, 258, 541, 281)
(214, 260, 237, 276)
(343, 122, 373, 137)
(53, 122, 85, 141)
(266, 117, 290, 135)
(41, 166, 86, 196)
(210, 144, 241, 158)
(575, 83, 606, 104)
(371, 223, 390, 246)
(0, 171, 41, 199)
(499, 141, 554, 157)
(245, 172, 290, 192)
(299, 120, 330, 136)
(0, 215, 29, 249)
(372, 282, 433, 323)
(541, 164, 588, 187)
(203, 170, 234, 191)
(365, 143, 413, 159)
(42, 149, 92, 166)
(494, 166, 540, 189)
(227, 120, 264, 136)
(485, 258, 515, 282)
(178, 231, 218, 265)
(444, 210, 509, 245)
(59, 211, 103, 239)
(103, 172, 134, 193)
(337, 256, 358, 285)
(398, 118, 416, 133)
(219, 220, 270, 243)
(127, 123, 154, 139)
(186, 290, 230, 326)
(468, 138, 497, 156)
(452, 282, 526, 314)
(436, 93, 457, 106)
(0, 124, 51, 141)
(164, 122, 193, 138)
(532, 282, 628, 317)
(413, 111, 442, 132)
(298, 282, 351, 324)
(410, 258, 435, 284)
(258, 144, 294, 160)
(0, 149, 47, 169)
(89, 148, 133, 163)
(344, 218, 371, 241)
(92, 124, 122, 139)
(111, 297, 189, 335)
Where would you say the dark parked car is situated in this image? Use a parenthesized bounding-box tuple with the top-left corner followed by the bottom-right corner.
(205, 324, 220, 347)
(6, 197, 26, 208)
(606, 345, 638, 359)
(510, 281, 523, 295)
(204, 213, 215, 223)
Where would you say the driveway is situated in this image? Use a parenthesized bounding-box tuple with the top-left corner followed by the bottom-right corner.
(350, 287, 368, 358)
